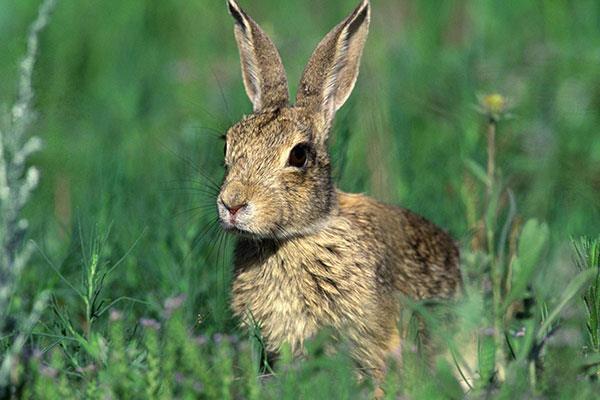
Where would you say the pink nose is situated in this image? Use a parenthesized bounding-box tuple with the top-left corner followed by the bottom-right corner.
(223, 202, 246, 216)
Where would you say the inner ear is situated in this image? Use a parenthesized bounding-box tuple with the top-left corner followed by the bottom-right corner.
(227, 0, 290, 112)
(295, 0, 371, 128)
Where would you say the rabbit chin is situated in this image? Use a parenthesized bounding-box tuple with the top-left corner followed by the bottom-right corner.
(217, 203, 276, 239)
(219, 217, 291, 240)
(221, 215, 334, 241)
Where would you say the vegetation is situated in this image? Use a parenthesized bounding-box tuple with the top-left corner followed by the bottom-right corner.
(0, 0, 599, 398)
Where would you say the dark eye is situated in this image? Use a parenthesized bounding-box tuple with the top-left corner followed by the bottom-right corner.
(288, 143, 309, 168)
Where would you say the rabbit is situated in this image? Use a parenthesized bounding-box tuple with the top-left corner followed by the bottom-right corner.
(218, 0, 462, 379)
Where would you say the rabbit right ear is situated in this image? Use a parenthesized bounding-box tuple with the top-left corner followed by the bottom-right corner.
(296, 0, 370, 132)
(227, 0, 289, 112)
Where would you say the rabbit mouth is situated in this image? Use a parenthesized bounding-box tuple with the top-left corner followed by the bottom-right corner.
(218, 214, 289, 240)
(217, 199, 256, 236)
(217, 198, 299, 239)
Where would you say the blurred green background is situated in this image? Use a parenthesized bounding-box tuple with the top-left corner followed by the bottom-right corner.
(1, 0, 599, 330)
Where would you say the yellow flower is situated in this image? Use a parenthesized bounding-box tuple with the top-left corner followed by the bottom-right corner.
(483, 94, 507, 113)
(477, 93, 509, 122)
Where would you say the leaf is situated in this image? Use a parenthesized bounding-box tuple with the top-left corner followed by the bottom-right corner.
(504, 219, 549, 307)
(580, 353, 600, 368)
(478, 333, 496, 386)
(515, 318, 537, 362)
(464, 158, 490, 187)
(517, 219, 549, 274)
(537, 268, 597, 340)
(434, 359, 465, 398)
(485, 185, 502, 237)
(497, 189, 517, 267)
(572, 236, 600, 351)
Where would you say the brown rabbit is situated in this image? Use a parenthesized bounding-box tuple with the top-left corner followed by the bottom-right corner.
(218, 0, 462, 378)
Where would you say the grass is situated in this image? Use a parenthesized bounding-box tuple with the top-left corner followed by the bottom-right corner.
(0, 0, 599, 398)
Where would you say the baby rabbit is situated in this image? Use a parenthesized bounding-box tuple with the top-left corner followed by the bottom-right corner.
(218, 0, 462, 378)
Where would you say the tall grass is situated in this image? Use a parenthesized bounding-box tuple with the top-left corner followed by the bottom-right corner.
(0, 0, 55, 395)
(0, 0, 599, 398)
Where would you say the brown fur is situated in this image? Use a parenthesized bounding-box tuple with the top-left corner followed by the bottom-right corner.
(219, 0, 462, 378)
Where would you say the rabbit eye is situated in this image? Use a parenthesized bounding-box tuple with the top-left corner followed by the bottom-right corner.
(288, 143, 309, 168)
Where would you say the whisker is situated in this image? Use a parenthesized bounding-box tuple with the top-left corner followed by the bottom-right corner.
(217, 230, 229, 315)
(207, 227, 226, 266)
(193, 123, 226, 139)
(172, 204, 217, 219)
(171, 199, 218, 211)
(163, 186, 219, 199)
(211, 67, 233, 126)
(180, 98, 229, 132)
(184, 172, 221, 194)
(157, 141, 222, 191)
(185, 217, 221, 262)
(175, 181, 220, 190)
(163, 179, 221, 197)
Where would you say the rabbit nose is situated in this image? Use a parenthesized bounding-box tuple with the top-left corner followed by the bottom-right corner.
(220, 182, 248, 216)
(223, 201, 247, 216)
(220, 193, 247, 215)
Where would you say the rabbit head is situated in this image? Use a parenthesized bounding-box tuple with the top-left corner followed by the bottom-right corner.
(218, 0, 370, 239)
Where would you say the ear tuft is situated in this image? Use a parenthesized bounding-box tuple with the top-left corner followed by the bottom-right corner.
(227, 0, 246, 32)
(347, 1, 369, 39)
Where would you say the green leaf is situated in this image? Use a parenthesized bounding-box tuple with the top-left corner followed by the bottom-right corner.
(504, 219, 549, 307)
(434, 359, 465, 398)
(580, 353, 600, 368)
(517, 219, 549, 274)
(538, 268, 597, 340)
(485, 185, 502, 237)
(515, 319, 537, 362)
(464, 158, 491, 187)
(478, 333, 496, 386)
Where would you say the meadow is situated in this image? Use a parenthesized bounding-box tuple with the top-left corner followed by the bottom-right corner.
(1, 0, 599, 398)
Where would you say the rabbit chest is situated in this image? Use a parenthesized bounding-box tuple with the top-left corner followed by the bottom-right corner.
(230, 223, 390, 353)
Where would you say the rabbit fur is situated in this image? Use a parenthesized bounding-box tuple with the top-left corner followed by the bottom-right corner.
(218, 0, 462, 378)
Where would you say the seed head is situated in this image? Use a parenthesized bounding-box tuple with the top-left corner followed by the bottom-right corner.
(478, 93, 509, 122)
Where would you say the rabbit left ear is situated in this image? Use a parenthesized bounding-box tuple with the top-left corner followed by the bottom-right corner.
(227, 0, 289, 112)
(296, 0, 370, 129)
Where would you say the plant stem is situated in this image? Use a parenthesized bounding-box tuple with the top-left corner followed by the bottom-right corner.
(487, 117, 496, 198)
(486, 116, 506, 376)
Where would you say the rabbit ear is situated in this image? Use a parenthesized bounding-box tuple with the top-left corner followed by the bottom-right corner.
(227, 0, 289, 112)
(296, 0, 370, 129)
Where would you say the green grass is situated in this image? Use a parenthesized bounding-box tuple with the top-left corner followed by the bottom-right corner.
(1, 0, 599, 398)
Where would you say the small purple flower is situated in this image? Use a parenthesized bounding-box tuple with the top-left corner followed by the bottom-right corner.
(76, 364, 97, 374)
(140, 318, 161, 330)
(109, 309, 123, 322)
(228, 335, 239, 344)
(480, 327, 495, 336)
(174, 372, 186, 384)
(213, 333, 224, 344)
(32, 349, 43, 361)
(164, 294, 187, 318)
(192, 381, 204, 393)
(195, 335, 208, 346)
(515, 327, 526, 337)
(40, 365, 58, 379)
